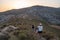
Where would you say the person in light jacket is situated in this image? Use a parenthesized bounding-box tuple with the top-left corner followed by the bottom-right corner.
(37, 23, 43, 34)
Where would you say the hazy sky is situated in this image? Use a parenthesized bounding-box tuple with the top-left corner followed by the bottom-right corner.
(0, 0, 60, 12)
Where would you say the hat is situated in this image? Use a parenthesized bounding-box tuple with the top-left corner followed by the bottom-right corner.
(39, 23, 42, 25)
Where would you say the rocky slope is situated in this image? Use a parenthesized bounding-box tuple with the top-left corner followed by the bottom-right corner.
(0, 5, 60, 25)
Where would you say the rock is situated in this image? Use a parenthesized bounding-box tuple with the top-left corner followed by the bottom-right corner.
(0, 33, 10, 40)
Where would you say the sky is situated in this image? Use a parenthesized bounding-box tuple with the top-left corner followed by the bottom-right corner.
(0, 0, 60, 12)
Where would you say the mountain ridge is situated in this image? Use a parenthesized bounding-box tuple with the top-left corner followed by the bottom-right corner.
(0, 5, 60, 25)
(0, 5, 60, 13)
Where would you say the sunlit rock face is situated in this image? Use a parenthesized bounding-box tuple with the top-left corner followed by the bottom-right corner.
(0, 5, 60, 25)
(0, 25, 19, 40)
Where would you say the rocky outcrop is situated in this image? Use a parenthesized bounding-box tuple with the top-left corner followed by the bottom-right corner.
(0, 25, 19, 40)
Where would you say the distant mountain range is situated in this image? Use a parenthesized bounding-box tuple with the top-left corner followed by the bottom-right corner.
(0, 5, 60, 25)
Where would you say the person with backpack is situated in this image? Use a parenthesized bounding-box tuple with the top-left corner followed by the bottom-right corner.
(37, 23, 43, 34)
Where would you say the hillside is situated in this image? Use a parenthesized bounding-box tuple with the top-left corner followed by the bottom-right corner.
(0, 5, 60, 25)
(0, 18, 60, 40)
(0, 5, 60, 40)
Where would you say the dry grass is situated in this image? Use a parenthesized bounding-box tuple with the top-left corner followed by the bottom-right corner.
(0, 18, 60, 40)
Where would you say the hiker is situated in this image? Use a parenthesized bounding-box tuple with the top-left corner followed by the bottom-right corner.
(32, 25, 35, 31)
(37, 23, 43, 34)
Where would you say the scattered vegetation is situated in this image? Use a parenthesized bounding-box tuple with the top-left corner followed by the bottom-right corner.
(0, 18, 60, 40)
